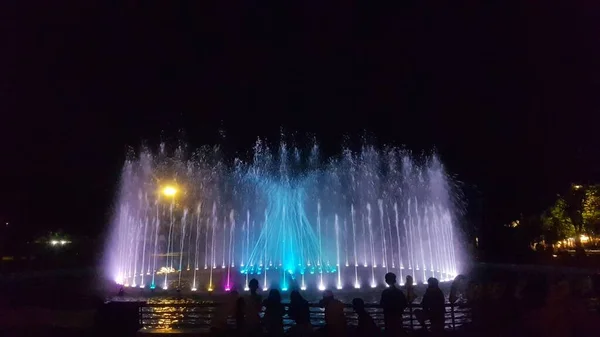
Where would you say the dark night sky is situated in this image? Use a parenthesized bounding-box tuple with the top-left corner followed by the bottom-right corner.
(3, 1, 599, 238)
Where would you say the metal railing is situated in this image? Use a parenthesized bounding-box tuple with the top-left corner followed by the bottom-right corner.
(138, 302, 471, 332)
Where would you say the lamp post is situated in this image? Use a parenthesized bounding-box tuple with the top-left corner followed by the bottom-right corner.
(162, 185, 177, 290)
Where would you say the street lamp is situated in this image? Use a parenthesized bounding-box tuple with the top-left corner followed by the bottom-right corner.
(162, 186, 177, 197)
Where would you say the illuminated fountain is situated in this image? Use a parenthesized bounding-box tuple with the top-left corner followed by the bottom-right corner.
(107, 138, 460, 292)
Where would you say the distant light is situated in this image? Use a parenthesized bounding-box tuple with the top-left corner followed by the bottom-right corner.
(573, 185, 583, 190)
(162, 186, 177, 196)
(50, 240, 59, 246)
(262, 287, 268, 291)
(300, 286, 307, 291)
(225, 288, 231, 292)
(139, 285, 145, 288)
(386, 284, 390, 287)
(336, 285, 342, 290)
(124, 284, 130, 287)
(59, 240, 67, 245)
(244, 286, 249, 291)
(162, 286, 168, 290)
(281, 288, 288, 291)
(208, 287, 213, 292)
(191, 288, 197, 291)
(552, 254, 558, 258)
(354, 283, 361, 289)
(370, 283, 377, 288)
(318, 283, 326, 291)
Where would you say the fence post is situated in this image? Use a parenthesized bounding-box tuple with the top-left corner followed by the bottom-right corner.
(451, 303, 456, 331)
(409, 304, 414, 330)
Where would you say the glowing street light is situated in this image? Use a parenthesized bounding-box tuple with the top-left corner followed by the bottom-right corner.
(162, 186, 177, 197)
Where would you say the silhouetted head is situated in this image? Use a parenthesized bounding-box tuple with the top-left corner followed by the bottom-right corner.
(385, 272, 397, 286)
(406, 275, 414, 286)
(249, 279, 259, 292)
(352, 298, 365, 312)
(321, 289, 334, 306)
(268, 289, 281, 303)
(290, 290, 304, 303)
(427, 277, 439, 288)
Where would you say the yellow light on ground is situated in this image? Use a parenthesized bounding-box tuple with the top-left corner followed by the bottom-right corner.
(162, 186, 177, 197)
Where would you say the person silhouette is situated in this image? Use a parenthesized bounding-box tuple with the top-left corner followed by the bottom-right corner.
(262, 289, 284, 337)
(415, 277, 445, 333)
(405, 275, 416, 304)
(380, 272, 408, 336)
(289, 290, 312, 337)
(240, 279, 263, 337)
(320, 290, 346, 336)
(353, 298, 379, 337)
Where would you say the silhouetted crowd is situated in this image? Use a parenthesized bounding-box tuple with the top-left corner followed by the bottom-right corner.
(211, 272, 452, 337)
